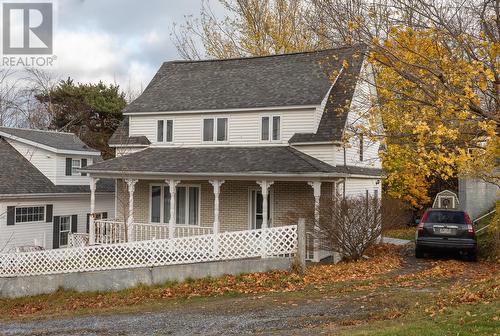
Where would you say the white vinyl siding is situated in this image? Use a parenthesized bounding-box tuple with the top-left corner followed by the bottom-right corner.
(0, 194, 114, 251)
(115, 147, 146, 157)
(293, 144, 337, 166)
(344, 178, 381, 197)
(6, 139, 57, 183)
(128, 108, 315, 146)
(55, 155, 94, 185)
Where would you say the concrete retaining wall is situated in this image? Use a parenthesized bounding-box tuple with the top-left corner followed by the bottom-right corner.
(0, 258, 292, 299)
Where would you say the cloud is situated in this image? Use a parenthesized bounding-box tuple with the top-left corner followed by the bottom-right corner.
(49, 0, 213, 93)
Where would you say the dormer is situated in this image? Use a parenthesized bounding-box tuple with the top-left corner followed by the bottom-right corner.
(0, 127, 101, 185)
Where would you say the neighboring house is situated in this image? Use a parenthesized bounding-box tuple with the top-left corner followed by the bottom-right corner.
(0, 127, 115, 251)
(82, 45, 384, 260)
(459, 178, 498, 220)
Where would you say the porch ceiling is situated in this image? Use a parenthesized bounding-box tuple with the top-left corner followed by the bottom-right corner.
(81, 146, 383, 179)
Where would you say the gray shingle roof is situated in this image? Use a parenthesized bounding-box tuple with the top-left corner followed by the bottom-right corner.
(109, 116, 151, 146)
(0, 127, 99, 153)
(124, 45, 365, 114)
(83, 146, 382, 177)
(0, 138, 114, 195)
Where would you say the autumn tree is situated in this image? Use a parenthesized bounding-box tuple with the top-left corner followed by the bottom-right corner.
(37, 79, 126, 158)
(173, 0, 330, 59)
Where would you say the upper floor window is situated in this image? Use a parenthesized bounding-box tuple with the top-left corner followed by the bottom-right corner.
(72, 159, 81, 175)
(15, 206, 45, 223)
(66, 157, 87, 176)
(261, 116, 280, 141)
(157, 120, 173, 143)
(203, 117, 227, 142)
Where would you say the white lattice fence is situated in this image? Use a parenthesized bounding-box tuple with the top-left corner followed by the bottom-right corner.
(0, 225, 297, 277)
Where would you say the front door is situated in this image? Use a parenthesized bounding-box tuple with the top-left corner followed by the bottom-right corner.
(250, 189, 272, 229)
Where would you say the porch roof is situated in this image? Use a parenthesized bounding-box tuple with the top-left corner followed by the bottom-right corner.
(82, 146, 383, 178)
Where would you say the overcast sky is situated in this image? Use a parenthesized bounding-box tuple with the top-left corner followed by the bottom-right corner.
(51, 0, 222, 94)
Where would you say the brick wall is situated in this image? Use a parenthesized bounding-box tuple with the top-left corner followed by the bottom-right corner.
(115, 179, 333, 231)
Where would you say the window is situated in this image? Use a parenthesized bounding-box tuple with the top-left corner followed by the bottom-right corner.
(15, 206, 45, 223)
(150, 185, 200, 225)
(72, 159, 81, 175)
(157, 120, 173, 143)
(203, 118, 227, 142)
(359, 134, 364, 161)
(261, 115, 281, 141)
(59, 216, 71, 247)
(261, 117, 269, 140)
(217, 118, 228, 141)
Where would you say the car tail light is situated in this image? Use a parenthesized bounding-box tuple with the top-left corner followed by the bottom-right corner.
(464, 212, 474, 237)
(418, 210, 429, 233)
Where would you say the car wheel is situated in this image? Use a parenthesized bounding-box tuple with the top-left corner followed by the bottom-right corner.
(415, 247, 424, 258)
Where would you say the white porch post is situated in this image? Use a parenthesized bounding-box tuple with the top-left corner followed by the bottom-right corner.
(166, 179, 180, 238)
(308, 181, 322, 262)
(89, 177, 99, 245)
(209, 180, 225, 234)
(125, 179, 138, 242)
(257, 180, 274, 229)
(257, 180, 274, 258)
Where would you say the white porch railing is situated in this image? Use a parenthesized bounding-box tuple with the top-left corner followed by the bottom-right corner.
(92, 220, 214, 245)
(0, 225, 298, 277)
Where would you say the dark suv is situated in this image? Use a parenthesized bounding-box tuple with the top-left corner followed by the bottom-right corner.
(415, 209, 477, 261)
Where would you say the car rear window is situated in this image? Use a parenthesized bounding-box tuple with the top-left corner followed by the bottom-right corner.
(426, 211, 466, 224)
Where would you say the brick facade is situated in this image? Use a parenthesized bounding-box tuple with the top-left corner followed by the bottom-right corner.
(116, 179, 333, 232)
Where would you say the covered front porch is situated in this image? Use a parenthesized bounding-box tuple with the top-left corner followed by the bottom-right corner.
(85, 177, 339, 260)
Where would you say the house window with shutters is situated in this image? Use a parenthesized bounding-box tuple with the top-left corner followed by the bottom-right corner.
(15, 206, 45, 223)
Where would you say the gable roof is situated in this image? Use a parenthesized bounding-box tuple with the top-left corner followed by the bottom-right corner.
(0, 138, 113, 196)
(82, 146, 383, 177)
(288, 53, 365, 143)
(124, 45, 366, 114)
(0, 127, 100, 154)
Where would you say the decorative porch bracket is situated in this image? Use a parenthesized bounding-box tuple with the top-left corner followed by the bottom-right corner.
(308, 181, 322, 262)
(125, 179, 138, 242)
(89, 177, 99, 245)
(165, 179, 180, 239)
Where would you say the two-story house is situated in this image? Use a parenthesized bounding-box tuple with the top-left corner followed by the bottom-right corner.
(0, 127, 115, 251)
(82, 45, 384, 260)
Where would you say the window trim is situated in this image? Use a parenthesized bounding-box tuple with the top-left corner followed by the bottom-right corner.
(59, 215, 72, 248)
(14, 205, 46, 223)
(202, 117, 229, 143)
(71, 159, 81, 175)
(260, 114, 281, 142)
(156, 119, 174, 144)
(149, 183, 201, 226)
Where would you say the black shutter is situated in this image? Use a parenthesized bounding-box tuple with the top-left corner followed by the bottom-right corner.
(65, 158, 72, 176)
(81, 158, 87, 176)
(86, 213, 90, 233)
(71, 215, 78, 233)
(102, 212, 108, 219)
(46, 204, 53, 222)
(53, 216, 60, 249)
(6, 206, 15, 226)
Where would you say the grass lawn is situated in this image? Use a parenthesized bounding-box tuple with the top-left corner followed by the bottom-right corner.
(384, 226, 416, 241)
(0, 244, 498, 335)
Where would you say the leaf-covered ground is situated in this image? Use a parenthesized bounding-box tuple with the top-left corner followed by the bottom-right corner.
(0, 244, 498, 335)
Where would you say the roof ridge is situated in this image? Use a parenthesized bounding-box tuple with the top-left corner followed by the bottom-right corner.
(0, 126, 73, 135)
(164, 44, 365, 65)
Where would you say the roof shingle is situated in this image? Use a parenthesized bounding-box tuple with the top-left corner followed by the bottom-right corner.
(0, 127, 99, 153)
